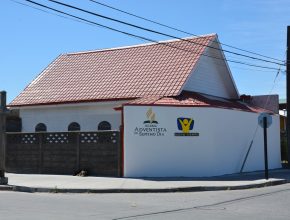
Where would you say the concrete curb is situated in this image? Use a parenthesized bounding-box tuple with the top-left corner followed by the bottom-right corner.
(0, 177, 8, 185)
(0, 185, 13, 191)
(4, 179, 288, 194)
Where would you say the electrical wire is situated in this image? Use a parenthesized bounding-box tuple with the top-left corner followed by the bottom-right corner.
(8, 0, 248, 68)
(18, 0, 282, 71)
(47, 0, 285, 67)
(240, 64, 283, 172)
(229, 65, 286, 73)
(88, 0, 284, 63)
(11, 0, 283, 71)
(8, 0, 94, 27)
(10, 0, 285, 73)
(200, 61, 285, 74)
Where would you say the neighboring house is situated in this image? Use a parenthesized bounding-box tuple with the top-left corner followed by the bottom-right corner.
(9, 34, 282, 177)
(279, 99, 286, 131)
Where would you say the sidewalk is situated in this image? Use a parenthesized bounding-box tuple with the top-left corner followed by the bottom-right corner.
(1, 169, 290, 193)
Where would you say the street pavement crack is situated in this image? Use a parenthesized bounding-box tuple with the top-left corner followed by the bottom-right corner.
(112, 188, 290, 219)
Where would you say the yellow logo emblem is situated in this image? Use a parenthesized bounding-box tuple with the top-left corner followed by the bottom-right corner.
(178, 118, 193, 133)
(175, 117, 199, 137)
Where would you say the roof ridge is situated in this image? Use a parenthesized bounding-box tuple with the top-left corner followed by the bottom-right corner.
(65, 33, 217, 56)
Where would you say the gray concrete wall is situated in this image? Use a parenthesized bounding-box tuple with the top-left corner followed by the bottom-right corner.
(5, 131, 120, 176)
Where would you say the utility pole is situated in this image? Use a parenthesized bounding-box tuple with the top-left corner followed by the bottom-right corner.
(287, 26, 290, 168)
(0, 91, 8, 184)
(263, 117, 269, 179)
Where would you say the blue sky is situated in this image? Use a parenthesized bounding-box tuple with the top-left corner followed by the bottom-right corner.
(1, 0, 289, 102)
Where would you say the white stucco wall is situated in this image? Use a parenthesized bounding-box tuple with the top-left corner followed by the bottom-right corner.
(18, 101, 125, 132)
(124, 106, 281, 177)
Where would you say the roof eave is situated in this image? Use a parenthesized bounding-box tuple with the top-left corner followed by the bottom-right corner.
(8, 97, 137, 109)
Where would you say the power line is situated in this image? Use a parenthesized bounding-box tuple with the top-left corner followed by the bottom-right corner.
(200, 60, 285, 74)
(10, 0, 284, 74)
(88, 0, 284, 64)
(21, 0, 283, 71)
(229, 65, 286, 73)
(240, 66, 282, 173)
(241, 52, 286, 173)
(19, 0, 217, 56)
(8, 0, 286, 73)
(24, 0, 284, 71)
(8, 0, 95, 27)
(47, 0, 285, 67)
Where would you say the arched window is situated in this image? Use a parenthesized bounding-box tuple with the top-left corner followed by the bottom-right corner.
(68, 122, 80, 131)
(35, 123, 47, 132)
(98, 121, 111, 130)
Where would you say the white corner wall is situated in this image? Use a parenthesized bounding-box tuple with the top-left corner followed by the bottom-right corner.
(18, 101, 124, 132)
(124, 106, 281, 177)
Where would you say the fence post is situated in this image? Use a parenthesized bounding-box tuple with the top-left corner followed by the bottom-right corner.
(76, 132, 80, 171)
(39, 133, 43, 174)
(118, 129, 123, 177)
(0, 91, 8, 184)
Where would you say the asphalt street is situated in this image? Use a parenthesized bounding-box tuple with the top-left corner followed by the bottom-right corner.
(1, 183, 290, 220)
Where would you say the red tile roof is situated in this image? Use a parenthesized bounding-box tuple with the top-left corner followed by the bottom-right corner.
(10, 35, 216, 107)
(123, 91, 273, 114)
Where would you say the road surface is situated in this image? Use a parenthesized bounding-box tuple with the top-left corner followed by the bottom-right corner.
(1, 183, 290, 219)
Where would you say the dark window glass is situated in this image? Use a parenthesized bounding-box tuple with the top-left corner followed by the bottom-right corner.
(98, 121, 111, 130)
(68, 122, 81, 131)
(35, 123, 47, 132)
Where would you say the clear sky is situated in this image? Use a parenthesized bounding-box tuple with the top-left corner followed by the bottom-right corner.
(1, 0, 289, 103)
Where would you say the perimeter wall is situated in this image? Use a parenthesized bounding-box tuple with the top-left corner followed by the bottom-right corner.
(124, 106, 281, 177)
